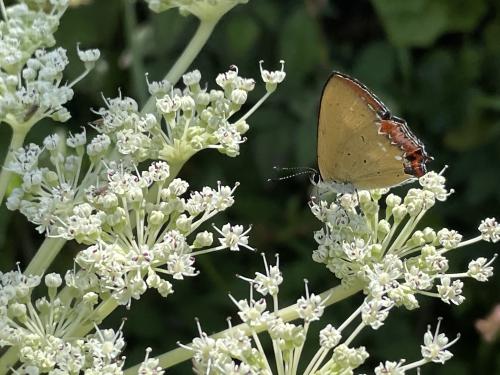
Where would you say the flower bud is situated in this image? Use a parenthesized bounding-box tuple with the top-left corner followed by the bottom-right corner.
(193, 231, 214, 248)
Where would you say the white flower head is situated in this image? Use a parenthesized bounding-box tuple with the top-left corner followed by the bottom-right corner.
(361, 296, 394, 329)
(214, 223, 253, 251)
(437, 228, 462, 249)
(467, 255, 496, 282)
(374, 360, 406, 375)
(437, 277, 464, 305)
(296, 280, 325, 323)
(182, 69, 201, 87)
(66, 128, 87, 149)
(138, 347, 165, 375)
(319, 324, 342, 349)
(479, 218, 500, 243)
(259, 59, 286, 92)
(253, 254, 283, 296)
(77, 44, 100, 68)
(419, 170, 453, 201)
(421, 318, 459, 363)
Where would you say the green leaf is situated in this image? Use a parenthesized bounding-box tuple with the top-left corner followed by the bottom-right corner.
(444, 0, 487, 32)
(352, 41, 396, 88)
(371, 0, 487, 47)
(371, 0, 448, 47)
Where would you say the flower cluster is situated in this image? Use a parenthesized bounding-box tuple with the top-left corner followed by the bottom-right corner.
(186, 255, 459, 374)
(7, 142, 253, 305)
(145, 0, 249, 21)
(4, 62, 284, 305)
(311, 170, 498, 310)
(70, 172, 253, 306)
(0, 1, 66, 74)
(6, 63, 285, 236)
(0, 0, 99, 127)
(0, 268, 164, 374)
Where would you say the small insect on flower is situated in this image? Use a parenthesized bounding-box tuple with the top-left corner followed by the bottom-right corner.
(23, 104, 40, 121)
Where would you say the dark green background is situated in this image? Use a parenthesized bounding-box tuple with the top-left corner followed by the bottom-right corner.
(1, 0, 499, 373)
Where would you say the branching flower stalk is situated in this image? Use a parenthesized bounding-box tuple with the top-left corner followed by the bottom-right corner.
(141, 0, 250, 114)
(177, 253, 465, 374)
(128, 171, 499, 373)
(0, 0, 290, 373)
(1, 1, 499, 375)
(0, 0, 99, 204)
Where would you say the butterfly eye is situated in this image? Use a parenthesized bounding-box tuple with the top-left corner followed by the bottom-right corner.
(379, 109, 391, 120)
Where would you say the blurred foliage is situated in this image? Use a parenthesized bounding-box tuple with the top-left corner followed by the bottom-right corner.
(1, 0, 500, 373)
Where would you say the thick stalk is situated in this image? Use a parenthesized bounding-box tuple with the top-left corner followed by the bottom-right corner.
(141, 18, 219, 114)
(68, 298, 119, 338)
(0, 347, 18, 375)
(0, 128, 29, 205)
(122, 282, 362, 374)
(124, 0, 147, 105)
(24, 237, 67, 276)
(0, 9, 222, 374)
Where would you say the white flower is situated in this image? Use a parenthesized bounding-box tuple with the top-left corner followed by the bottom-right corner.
(319, 324, 342, 349)
(361, 297, 394, 329)
(156, 94, 182, 115)
(230, 88, 247, 105)
(374, 360, 406, 375)
(146, 161, 170, 182)
(437, 228, 462, 249)
(231, 297, 267, 327)
(437, 277, 464, 305)
(419, 171, 452, 201)
(86, 134, 111, 158)
(44, 273, 62, 288)
(259, 60, 286, 92)
(479, 218, 500, 243)
(420, 319, 459, 363)
(166, 253, 198, 280)
(87, 324, 125, 361)
(77, 44, 100, 66)
(182, 69, 201, 86)
(138, 348, 165, 375)
(43, 134, 61, 151)
(66, 129, 87, 148)
(296, 283, 324, 323)
(467, 256, 496, 282)
(253, 255, 283, 296)
(214, 223, 253, 251)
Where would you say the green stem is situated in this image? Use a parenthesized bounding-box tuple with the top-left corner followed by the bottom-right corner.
(0, 347, 18, 375)
(141, 18, 219, 114)
(68, 297, 119, 338)
(0, 128, 29, 205)
(124, 0, 147, 105)
(24, 237, 67, 276)
(122, 282, 362, 374)
(0, 0, 7, 22)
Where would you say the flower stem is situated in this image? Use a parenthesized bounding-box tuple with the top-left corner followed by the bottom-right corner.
(0, 237, 67, 373)
(0, 128, 29, 205)
(0, 347, 18, 375)
(124, 0, 147, 105)
(122, 282, 362, 374)
(238, 91, 271, 123)
(141, 18, 219, 114)
(24, 237, 67, 276)
(68, 297, 119, 338)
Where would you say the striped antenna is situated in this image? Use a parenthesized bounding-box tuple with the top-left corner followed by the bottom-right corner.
(267, 166, 318, 182)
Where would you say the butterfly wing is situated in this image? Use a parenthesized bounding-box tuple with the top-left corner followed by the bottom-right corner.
(317, 73, 426, 190)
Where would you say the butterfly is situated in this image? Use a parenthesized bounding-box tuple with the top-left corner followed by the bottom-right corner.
(317, 72, 432, 193)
